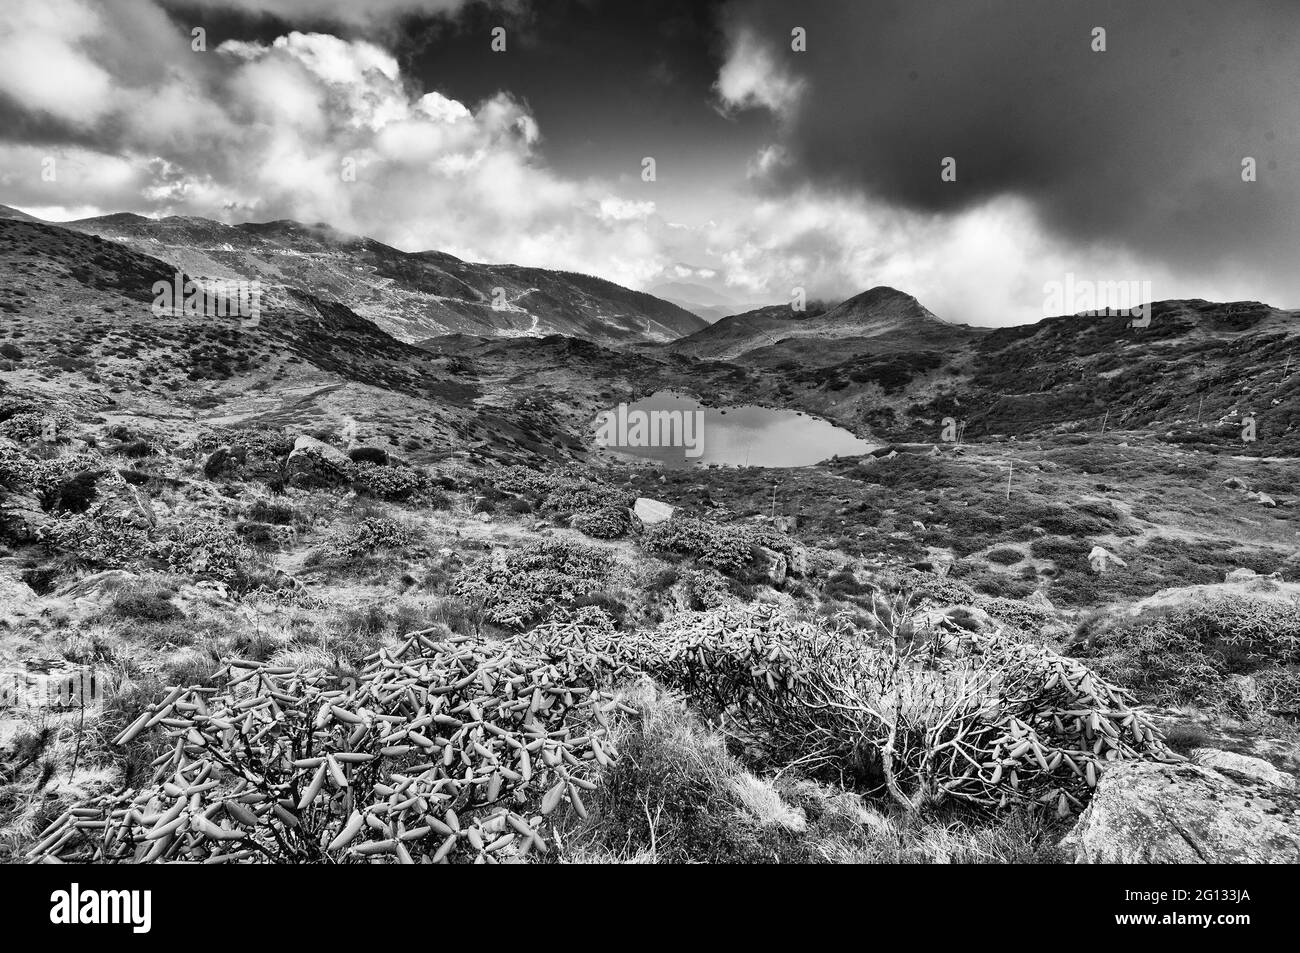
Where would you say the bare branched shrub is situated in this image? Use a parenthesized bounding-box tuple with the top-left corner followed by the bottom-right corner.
(532, 602, 1170, 816)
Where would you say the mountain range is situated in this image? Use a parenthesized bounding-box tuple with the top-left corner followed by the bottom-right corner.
(2, 203, 1298, 460)
(0, 206, 705, 347)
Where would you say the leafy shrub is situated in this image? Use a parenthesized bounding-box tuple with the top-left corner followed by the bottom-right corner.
(974, 595, 1057, 639)
(349, 461, 446, 505)
(985, 547, 1023, 566)
(572, 505, 634, 540)
(678, 568, 733, 610)
(162, 521, 250, 581)
(643, 517, 791, 576)
(1083, 596, 1300, 713)
(41, 507, 149, 570)
(39, 469, 100, 513)
(454, 539, 615, 629)
(347, 446, 388, 465)
(330, 516, 421, 558)
(30, 630, 621, 863)
(539, 604, 1169, 816)
(490, 466, 632, 514)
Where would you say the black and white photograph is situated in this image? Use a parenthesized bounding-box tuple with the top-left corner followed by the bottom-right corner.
(0, 0, 1295, 915)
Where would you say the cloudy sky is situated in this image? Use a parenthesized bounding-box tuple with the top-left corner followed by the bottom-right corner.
(1, 0, 1297, 325)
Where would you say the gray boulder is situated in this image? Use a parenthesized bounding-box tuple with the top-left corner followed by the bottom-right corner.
(756, 546, 788, 587)
(285, 435, 351, 488)
(1062, 760, 1300, 863)
(1189, 748, 1296, 789)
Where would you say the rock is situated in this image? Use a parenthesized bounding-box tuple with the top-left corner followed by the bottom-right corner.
(1189, 748, 1296, 789)
(53, 569, 138, 602)
(633, 497, 674, 525)
(787, 546, 809, 578)
(756, 546, 788, 587)
(1026, 590, 1056, 612)
(285, 435, 351, 488)
(0, 489, 51, 542)
(923, 547, 955, 577)
(1061, 760, 1300, 863)
(98, 479, 156, 528)
(1223, 477, 1249, 491)
(0, 571, 38, 614)
(1088, 545, 1127, 573)
(1225, 567, 1259, 583)
(1253, 491, 1277, 507)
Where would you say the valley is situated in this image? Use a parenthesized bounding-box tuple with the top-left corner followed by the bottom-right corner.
(1, 207, 1298, 865)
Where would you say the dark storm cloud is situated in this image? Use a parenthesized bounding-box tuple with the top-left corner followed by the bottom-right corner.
(722, 0, 1300, 287)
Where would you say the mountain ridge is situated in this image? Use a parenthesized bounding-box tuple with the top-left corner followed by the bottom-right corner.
(50, 208, 707, 346)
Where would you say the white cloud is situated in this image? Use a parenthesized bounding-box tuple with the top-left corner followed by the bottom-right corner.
(0, 0, 114, 125)
(0, 1, 1277, 327)
(713, 28, 805, 118)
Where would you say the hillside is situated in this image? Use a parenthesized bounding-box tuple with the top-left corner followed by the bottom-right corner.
(669, 286, 985, 364)
(51, 211, 705, 346)
(3, 212, 1299, 868)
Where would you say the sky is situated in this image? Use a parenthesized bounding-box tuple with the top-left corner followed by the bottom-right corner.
(0, 0, 1297, 325)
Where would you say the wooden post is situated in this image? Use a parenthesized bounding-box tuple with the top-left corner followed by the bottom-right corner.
(1005, 462, 1013, 501)
(1100, 410, 1108, 436)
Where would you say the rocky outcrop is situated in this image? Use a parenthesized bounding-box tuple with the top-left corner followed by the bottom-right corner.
(1062, 758, 1300, 863)
(0, 488, 50, 542)
(756, 546, 788, 587)
(1087, 545, 1126, 573)
(285, 435, 351, 488)
(1189, 748, 1296, 789)
(633, 497, 674, 525)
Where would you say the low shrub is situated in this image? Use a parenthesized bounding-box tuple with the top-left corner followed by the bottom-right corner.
(454, 539, 615, 629)
(572, 505, 634, 540)
(29, 630, 621, 864)
(1083, 596, 1300, 714)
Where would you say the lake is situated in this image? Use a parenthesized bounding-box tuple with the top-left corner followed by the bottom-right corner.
(593, 391, 877, 468)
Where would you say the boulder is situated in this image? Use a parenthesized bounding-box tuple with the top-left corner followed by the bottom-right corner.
(0, 571, 37, 614)
(1189, 748, 1295, 789)
(1223, 477, 1249, 491)
(787, 546, 809, 578)
(0, 489, 51, 543)
(285, 435, 351, 488)
(1253, 491, 1277, 507)
(1087, 545, 1127, 573)
(633, 497, 674, 525)
(1061, 760, 1300, 863)
(1225, 567, 1259, 583)
(756, 546, 788, 587)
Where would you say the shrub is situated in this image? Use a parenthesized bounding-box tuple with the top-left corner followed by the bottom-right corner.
(333, 516, 420, 557)
(1083, 596, 1300, 713)
(642, 516, 789, 576)
(454, 539, 615, 629)
(111, 585, 182, 622)
(162, 521, 250, 581)
(537, 604, 1170, 816)
(41, 507, 150, 570)
(347, 446, 388, 465)
(29, 631, 620, 863)
(572, 505, 634, 540)
(678, 568, 733, 610)
(985, 547, 1023, 566)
